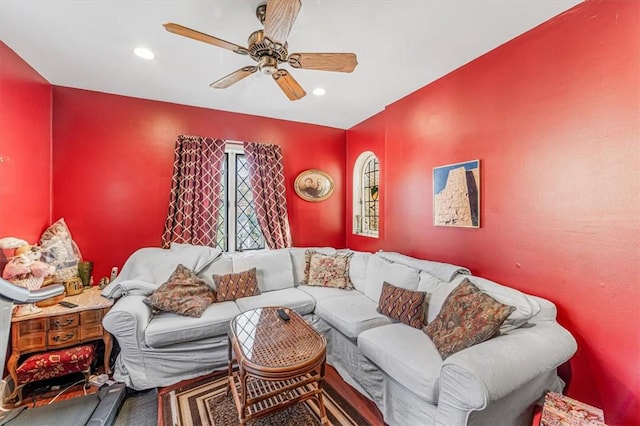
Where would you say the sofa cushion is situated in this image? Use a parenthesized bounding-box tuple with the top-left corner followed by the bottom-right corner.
(214, 268, 260, 301)
(347, 251, 371, 293)
(233, 249, 295, 292)
(377, 282, 427, 329)
(376, 251, 470, 282)
(424, 279, 515, 359)
(358, 323, 443, 404)
(234, 287, 316, 316)
(145, 301, 241, 347)
(305, 250, 354, 289)
(288, 247, 337, 285)
(143, 264, 216, 317)
(196, 254, 233, 288)
(315, 293, 393, 339)
(364, 255, 420, 303)
(298, 285, 361, 302)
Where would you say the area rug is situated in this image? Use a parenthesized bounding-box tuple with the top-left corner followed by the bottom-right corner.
(159, 371, 371, 426)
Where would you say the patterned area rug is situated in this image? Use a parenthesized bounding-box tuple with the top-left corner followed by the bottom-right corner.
(159, 371, 370, 426)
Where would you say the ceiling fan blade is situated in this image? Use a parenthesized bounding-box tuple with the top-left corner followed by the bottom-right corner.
(210, 66, 257, 89)
(288, 53, 358, 73)
(264, 0, 301, 45)
(163, 23, 248, 55)
(273, 69, 306, 101)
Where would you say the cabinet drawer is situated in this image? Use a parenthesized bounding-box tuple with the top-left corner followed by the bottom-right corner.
(49, 314, 79, 330)
(80, 324, 103, 340)
(48, 328, 79, 347)
(17, 319, 46, 337)
(18, 333, 47, 352)
(80, 309, 103, 325)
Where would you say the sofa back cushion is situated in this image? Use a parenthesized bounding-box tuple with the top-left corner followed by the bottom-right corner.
(196, 254, 233, 288)
(232, 249, 294, 292)
(347, 251, 371, 293)
(376, 251, 470, 282)
(364, 255, 420, 303)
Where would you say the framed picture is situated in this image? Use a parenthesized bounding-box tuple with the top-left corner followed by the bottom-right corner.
(433, 159, 480, 228)
(294, 169, 334, 202)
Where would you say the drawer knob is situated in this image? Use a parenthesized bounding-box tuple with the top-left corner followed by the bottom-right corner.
(54, 319, 74, 327)
(53, 333, 75, 342)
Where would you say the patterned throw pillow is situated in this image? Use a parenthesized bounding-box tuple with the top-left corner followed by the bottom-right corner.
(424, 278, 515, 359)
(377, 282, 428, 329)
(39, 218, 82, 281)
(214, 268, 260, 301)
(305, 250, 353, 290)
(144, 264, 216, 318)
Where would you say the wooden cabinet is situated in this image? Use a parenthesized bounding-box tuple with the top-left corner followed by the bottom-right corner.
(7, 287, 114, 396)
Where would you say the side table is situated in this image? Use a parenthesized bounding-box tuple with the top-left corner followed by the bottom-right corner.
(6, 287, 113, 404)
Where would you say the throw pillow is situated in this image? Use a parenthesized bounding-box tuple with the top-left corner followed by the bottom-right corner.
(214, 267, 260, 301)
(377, 282, 428, 329)
(424, 278, 515, 359)
(144, 264, 216, 318)
(306, 251, 354, 290)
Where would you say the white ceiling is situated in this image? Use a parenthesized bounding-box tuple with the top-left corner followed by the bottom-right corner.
(0, 0, 581, 129)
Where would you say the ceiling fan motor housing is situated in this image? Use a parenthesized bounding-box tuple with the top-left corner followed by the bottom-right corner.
(248, 30, 288, 74)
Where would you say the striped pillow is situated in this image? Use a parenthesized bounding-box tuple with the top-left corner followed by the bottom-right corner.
(376, 282, 427, 329)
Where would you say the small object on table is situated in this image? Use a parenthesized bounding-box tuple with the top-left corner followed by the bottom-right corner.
(277, 308, 290, 321)
(59, 301, 79, 308)
(540, 391, 606, 426)
(63, 277, 84, 296)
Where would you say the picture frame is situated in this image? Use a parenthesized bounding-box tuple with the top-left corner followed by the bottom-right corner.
(294, 169, 334, 202)
(433, 159, 480, 228)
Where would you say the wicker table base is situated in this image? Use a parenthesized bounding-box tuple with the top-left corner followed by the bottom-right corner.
(227, 307, 329, 425)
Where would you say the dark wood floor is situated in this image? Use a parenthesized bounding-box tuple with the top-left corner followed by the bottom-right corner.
(18, 365, 386, 425)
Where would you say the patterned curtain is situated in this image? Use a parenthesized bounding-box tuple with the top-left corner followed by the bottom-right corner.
(161, 135, 226, 248)
(244, 142, 292, 249)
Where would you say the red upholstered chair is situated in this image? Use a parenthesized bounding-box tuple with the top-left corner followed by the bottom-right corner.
(9, 344, 95, 405)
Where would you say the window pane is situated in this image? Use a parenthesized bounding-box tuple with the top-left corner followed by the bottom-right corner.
(215, 155, 228, 251)
(235, 155, 265, 251)
(363, 156, 379, 233)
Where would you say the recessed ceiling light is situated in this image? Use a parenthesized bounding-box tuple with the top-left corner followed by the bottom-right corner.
(312, 87, 326, 96)
(133, 47, 155, 60)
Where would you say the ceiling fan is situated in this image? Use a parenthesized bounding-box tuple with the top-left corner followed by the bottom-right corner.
(164, 0, 357, 101)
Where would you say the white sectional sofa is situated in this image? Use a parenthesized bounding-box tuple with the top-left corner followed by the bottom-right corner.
(101, 244, 577, 426)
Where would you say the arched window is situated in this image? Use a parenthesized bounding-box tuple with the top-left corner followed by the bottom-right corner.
(353, 152, 379, 237)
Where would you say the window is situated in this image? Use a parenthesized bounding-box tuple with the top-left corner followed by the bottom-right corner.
(353, 152, 379, 237)
(215, 145, 265, 252)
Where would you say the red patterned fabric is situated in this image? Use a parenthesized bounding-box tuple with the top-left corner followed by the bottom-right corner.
(16, 344, 95, 384)
(161, 135, 226, 248)
(244, 142, 292, 249)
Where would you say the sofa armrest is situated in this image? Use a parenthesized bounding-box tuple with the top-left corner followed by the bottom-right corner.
(103, 295, 153, 351)
(436, 321, 576, 420)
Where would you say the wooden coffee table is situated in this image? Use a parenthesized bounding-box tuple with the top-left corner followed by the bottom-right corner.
(227, 307, 329, 425)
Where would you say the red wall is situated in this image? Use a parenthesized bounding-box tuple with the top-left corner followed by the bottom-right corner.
(0, 42, 51, 245)
(347, 1, 639, 424)
(51, 88, 346, 280)
(345, 111, 386, 252)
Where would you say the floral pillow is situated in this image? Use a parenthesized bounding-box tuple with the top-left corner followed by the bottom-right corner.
(144, 264, 216, 318)
(213, 267, 260, 301)
(377, 282, 428, 329)
(424, 278, 515, 359)
(305, 250, 353, 290)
